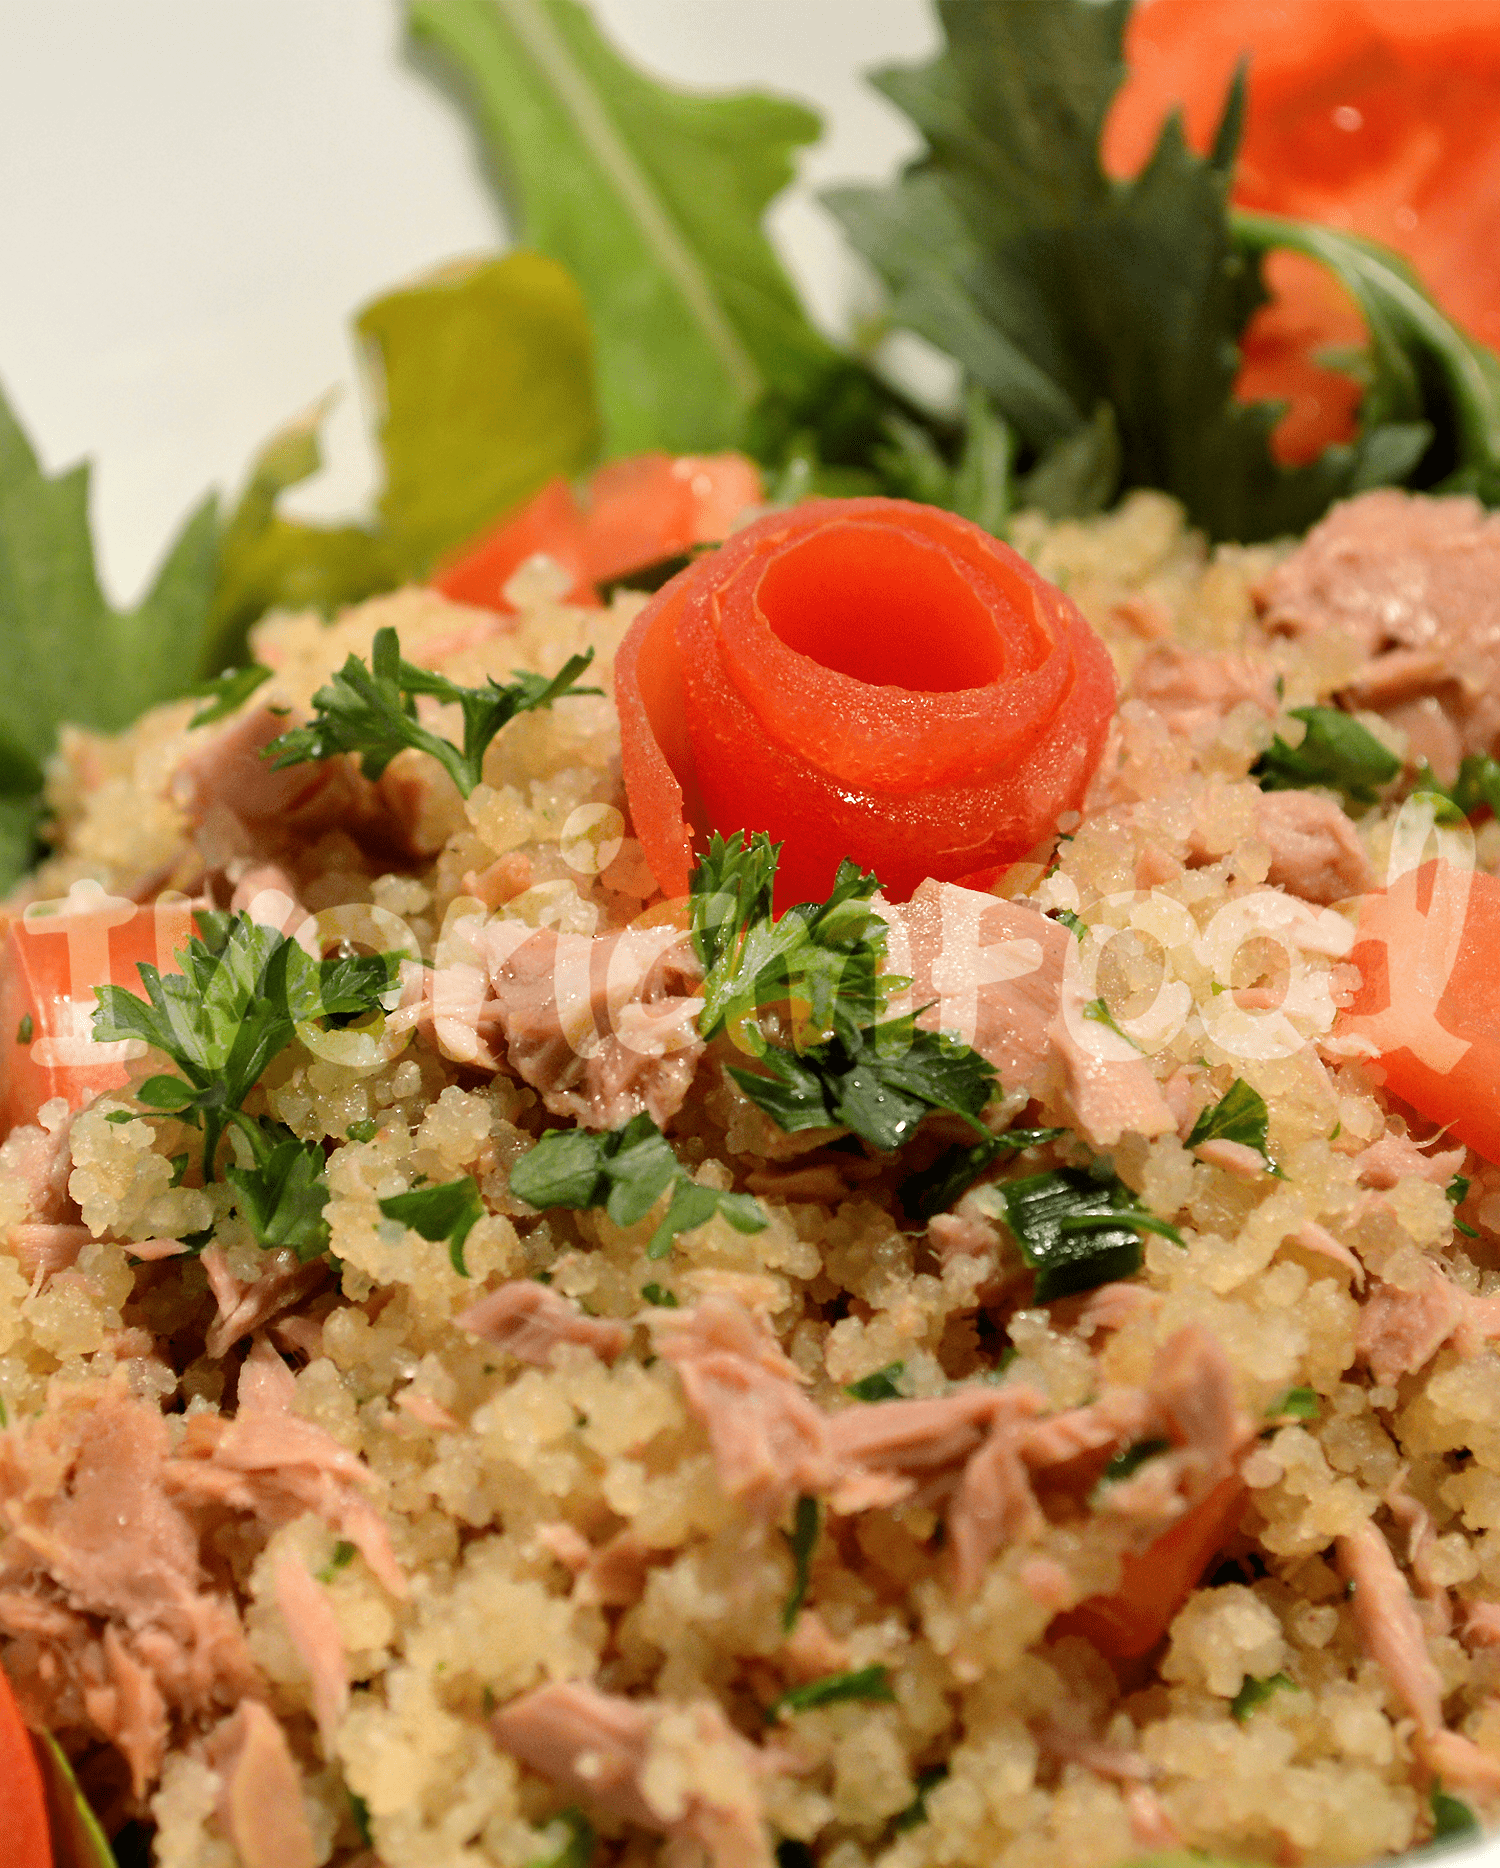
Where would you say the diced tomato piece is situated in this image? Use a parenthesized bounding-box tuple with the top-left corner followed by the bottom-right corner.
(615, 497, 1116, 907)
(432, 453, 762, 615)
(1056, 1476, 1248, 1661)
(1339, 859, 1500, 1165)
(0, 1662, 52, 1868)
(0, 883, 194, 1136)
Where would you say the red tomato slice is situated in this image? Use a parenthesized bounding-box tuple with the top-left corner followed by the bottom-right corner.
(0, 1663, 52, 1868)
(1056, 1476, 1247, 1661)
(615, 497, 1116, 907)
(0, 887, 195, 1136)
(432, 453, 762, 615)
(1338, 859, 1500, 1165)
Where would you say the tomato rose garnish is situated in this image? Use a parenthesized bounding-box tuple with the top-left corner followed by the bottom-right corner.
(615, 498, 1116, 907)
(0, 1662, 51, 1868)
(1105, 0, 1500, 463)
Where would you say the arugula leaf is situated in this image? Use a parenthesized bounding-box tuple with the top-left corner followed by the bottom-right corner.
(226, 1122, 332, 1263)
(1187, 1079, 1272, 1158)
(782, 1493, 819, 1632)
(358, 251, 600, 571)
(531, 1808, 596, 1868)
(0, 378, 220, 886)
(1230, 1671, 1296, 1723)
(998, 1164, 1182, 1302)
(409, 0, 835, 457)
(825, 1, 1483, 543)
(691, 833, 896, 1047)
(380, 1176, 486, 1275)
(900, 1126, 1066, 1223)
(728, 1019, 997, 1154)
(91, 912, 400, 1178)
(1430, 1782, 1480, 1846)
(188, 663, 273, 730)
(1253, 706, 1400, 805)
(267, 626, 598, 797)
(767, 1663, 896, 1722)
(844, 1363, 905, 1403)
(507, 1111, 767, 1260)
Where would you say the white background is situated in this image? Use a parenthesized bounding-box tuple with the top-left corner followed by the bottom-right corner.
(0, 0, 935, 602)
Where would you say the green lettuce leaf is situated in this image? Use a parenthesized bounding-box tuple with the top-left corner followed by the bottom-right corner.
(358, 248, 599, 569)
(408, 0, 836, 456)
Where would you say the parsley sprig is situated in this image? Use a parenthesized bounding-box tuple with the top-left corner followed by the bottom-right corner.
(507, 1111, 767, 1260)
(226, 1120, 334, 1262)
(901, 1126, 1065, 1223)
(379, 1176, 486, 1274)
(266, 625, 599, 797)
(91, 911, 400, 1178)
(998, 1164, 1183, 1303)
(1252, 706, 1399, 806)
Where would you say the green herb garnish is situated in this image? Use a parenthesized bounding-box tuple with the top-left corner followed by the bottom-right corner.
(844, 1363, 905, 1403)
(379, 1176, 486, 1275)
(1430, 1783, 1480, 1845)
(187, 662, 273, 728)
(91, 910, 401, 1179)
(782, 1494, 820, 1632)
(1266, 1387, 1319, 1423)
(1187, 1079, 1280, 1174)
(226, 1122, 333, 1263)
(318, 1541, 357, 1584)
(1253, 707, 1400, 805)
(639, 1282, 678, 1308)
(1098, 1438, 1172, 1487)
(507, 1112, 767, 1261)
(767, 1663, 895, 1722)
(267, 625, 597, 797)
(529, 1809, 596, 1868)
(15, 1014, 32, 1045)
(894, 1766, 948, 1833)
(346, 1119, 379, 1143)
(998, 1165, 1183, 1302)
(1230, 1671, 1296, 1723)
(901, 1127, 1067, 1224)
(1446, 1174, 1479, 1238)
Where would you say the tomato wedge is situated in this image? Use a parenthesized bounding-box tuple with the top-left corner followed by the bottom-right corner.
(0, 1662, 52, 1868)
(615, 497, 1115, 907)
(1338, 859, 1500, 1165)
(0, 885, 194, 1136)
(433, 452, 761, 613)
(1056, 1477, 1248, 1662)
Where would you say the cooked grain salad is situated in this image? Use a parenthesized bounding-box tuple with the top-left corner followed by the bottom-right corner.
(4, 479, 1500, 1868)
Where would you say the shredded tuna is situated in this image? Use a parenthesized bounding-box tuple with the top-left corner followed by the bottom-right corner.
(1256, 490, 1500, 771)
(778, 1608, 851, 1682)
(274, 1554, 349, 1751)
(1125, 1785, 1182, 1850)
(1289, 1219, 1365, 1289)
(1194, 1138, 1267, 1179)
(7, 1220, 91, 1275)
(393, 1388, 462, 1432)
(1250, 789, 1376, 906)
(206, 1700, 318, 1868)
(457, 1280, 629, 1366)
(1357, 1273, 1469, 1385)
(0, 1116, 76, 1223)
(1463, 1601, 1500, 1648)
(461, 918, 706, 1129)
(1072, 1282, 1159, 1338)
(652, 1298, 831, 1519)
(1384, 1469, 1452, 1636)
(201, 1247, 328, 1360)
(1354, 1131, 1467, 1191)
(1128, 644, 1278, 744)
(0, 1380, 261, 1794)
(491, 1681, 773, 1868)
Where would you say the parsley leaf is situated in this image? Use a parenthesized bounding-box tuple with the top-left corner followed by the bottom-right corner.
(267, 626, 599, 797)
(1253, 707, 1400, 805)
(691, 832, 896, 1046)
(1230, 1671, 1296, 1723)
(530, 1808, 596, 1868)
(728, 1017, 997, 1154)
(188, 663, 273, 729)
(226, 1121, 332, 1263)
(1266, 1387, 1319, 1423)
(767, 1664, 896, 1722)
(507, 1112, 767, 1261)
(1414, 753, 1500, 824)
(1446, 1174, 1479, 1239)
(845, 1363, 905, 1402)
(782, 1494, 820, 1632)
(900, 1127, 1066, 1223)
(894, 1766, 948, 1834)
(1430, 1783, 1480, 1845)
(1187, 1079, 1279, 1174)
(639, 1282, 678, 1308)
(91, 911, 400, 1178)
(998, 1164, 1183, 1302)
(379, 1176, 486, 1275)
(1098, 1438, 1172, 1487)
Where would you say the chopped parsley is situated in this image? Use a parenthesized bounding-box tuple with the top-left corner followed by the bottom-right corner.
(1413, 753, 1500, 824)
(187, 662, 273, 728)
(782, 1494, 820, 1632)
(91, 910, 400, 1179)
(1429, 1782, 1479, 1845)
(893, 1766, 948, 1833)
(998, 1164, 1183, 1303)
(318, 1540, 357, 1583)
(900, 1126, 1066, 1223)
(379, 1176, 486, 1275)
(346, 1118, 379, 1143)
(1098, 1438, 1172, 1487)
(507, 1112, 767, 1261)
(226, 1122, 333, 1262)
(1230, 1671, 1297, 1723)
(1266, 1387, 1319, 1423)
(639, 1282, 678, 1308)
(1187, 1078, 1280, 1174)
(1252, 707, 1400, 806)
(1082, 995, 1142, 1051)
(844, 1363, 905, 1402)
(766, 1663, 895, 1722)
(14, 1014, 31, 1045)
(1446, 1174, 1479, 1238)
(266, 625, 598, 797)
(530, 1808, 595, 1868)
